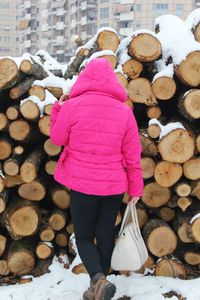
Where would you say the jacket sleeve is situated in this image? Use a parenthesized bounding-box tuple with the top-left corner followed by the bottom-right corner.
(50, 101, 70, 146)
(122, 108, 144, 197)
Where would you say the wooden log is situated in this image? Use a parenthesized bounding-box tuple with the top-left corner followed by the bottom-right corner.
(142, 219, 177, 257)
(3, 155, 23, 176)
(191, 180, 200, 200)
(197, 134, 200, 153)
(175, 51, 200, 87)
(127, 78, 157, 106)
(7, 240, 35, 275)
(174, 217, 194, 243)
(38, 115, 50, 136)
(140, 134, 158, 157)
(142, 182, 171, 208)
(122, 59, 143, 79)
(50, 186, 70, 209)
(28, 85, 45, 101)
(44, 104, 53, 115)
(64, 48, 90, 78)
(48, 209, 67, 231)
(128, 33, 162, 62)
(155, 257, 186, 278)
(147, 106, 162, 119)
(184, 251, 200, 266)
(175, 181, 191, 197)
(167, 195, 178, 209)
(158, 128, 195, 163)
(8, 120, 30, 141)
(178, 89, 200, 120)
(43, 138, 61, 156)
(147, 124, 161, 139)
(20, 57, 48, 79)
(72, 263, 87, 274)
(2, 198, 40, 240)
(4, 175, 24, 188)
(153, 207, 176, 222)
(6, 105, 20, 121)
(141, 157, 156, 179)
(45, 160, 57, 175)
(9, 77, 36, 100)
(13, 145, 24, 156)
(0, 137, 12, 160)
(20, 99, 40, 121)
(136, 206, 148, 228)
(115, 72, 128, 88)
(55, 231, 68, 247)
(154, 161, 183, 187)
(18, 180, 46, 201)
(0, 58, 19, 90)
(177, 197, 192, 212)
(193, 21, 200, 43)
(39, 225, 55, 242)
(31, 257, 52, 277)
(136, 255, 155, 275)
(183, 158, 200, 180)
(20, 149, 44, 183)
(66, 223, 74, 235)
(36, 242, 53, 259)
(0, 113, 9, 132)
(0, 260, 9, 276)
(100, 54, 117, 69)
(0, 234, 7, 257)
(45, 87, 63, 99)
(97, 30, 120, 52)
(0, 189, 10, 213)
(152, 77, 176, 100)
(191, 215, 200, 243)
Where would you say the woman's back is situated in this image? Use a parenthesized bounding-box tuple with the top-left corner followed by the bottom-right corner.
(50, 58, 143, 196)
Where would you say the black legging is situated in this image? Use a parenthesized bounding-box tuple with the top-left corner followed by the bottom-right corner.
(70, 189, 123, 279)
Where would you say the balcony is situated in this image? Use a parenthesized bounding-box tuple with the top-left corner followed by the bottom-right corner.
(56, 8, 65, 16)
(56, 22, 64, 30)
(81, 16, 87, 25)
(56, 36, 64, 45)
(24, 40, 31, 48)
(120, 11, 134, 21)
(25, 13, 31, 20)
(41, 24, 49, 31)
(24, 1, 31, 8)
(81, 1, 87, 10)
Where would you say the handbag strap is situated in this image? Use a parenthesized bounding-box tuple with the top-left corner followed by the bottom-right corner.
(118, 204, 131, 236)
(130, 204, 141, 239)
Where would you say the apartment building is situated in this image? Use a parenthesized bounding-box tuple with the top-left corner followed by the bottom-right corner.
(0, 0, 20, 57)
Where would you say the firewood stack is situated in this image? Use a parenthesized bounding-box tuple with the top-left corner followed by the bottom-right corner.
(0, 10, 200, 282)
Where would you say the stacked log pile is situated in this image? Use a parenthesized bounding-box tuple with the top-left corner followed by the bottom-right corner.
(0, 10, 200, 283)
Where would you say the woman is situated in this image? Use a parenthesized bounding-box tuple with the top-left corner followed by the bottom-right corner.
(50, 58, 143, 300)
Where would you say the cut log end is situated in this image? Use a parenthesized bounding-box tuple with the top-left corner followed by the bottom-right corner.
(179, 89, 200, 120)
(142, 182, 171, 208)
(122, 59, 143, 79)
(154, 161, 183, 187)
(36, 243, 53, 259)
(18, 181, 46, 201)
(0, 58, 18, 90)
(158, 129, 195, 163)
(0, 139, 12, 160)
(155, 258, 186, 278)
(127, 78, 157, 106)
(43, 138, 61, 156)
(147, 106, 162, 119)
(175, 51, 200, 87)
(115, 72, 128, 88)
(141, 157, 156, 179)
(9, 120, 30, 141)
(128, 33, 162, 62)
(143, 219, 177, 257)
(20, 100, 40, 121)
(29, 85, 45, 101)
(38, 115, 50, 136)
(97, 31, 120, 52)
(152, 77, 176, 100)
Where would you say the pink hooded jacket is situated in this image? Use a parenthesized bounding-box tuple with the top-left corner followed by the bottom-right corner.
(50, 58, 143, 196)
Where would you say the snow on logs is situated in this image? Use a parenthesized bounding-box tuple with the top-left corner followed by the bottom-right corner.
(0, 11, 200, 281)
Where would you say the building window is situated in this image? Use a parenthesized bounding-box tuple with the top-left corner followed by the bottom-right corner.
(120, 21, 132, 28)
(176, 4, 184, 16)
(153, 3, 168, 15)
(135, 20, 141, 29)
(134, 4, 141, 12)
(100, 7, 109, 19)
(100, 0, 109, 2)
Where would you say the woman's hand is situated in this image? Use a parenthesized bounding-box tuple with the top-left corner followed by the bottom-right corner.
(58, 94, 68, 105)
(128, 196, 140, 205)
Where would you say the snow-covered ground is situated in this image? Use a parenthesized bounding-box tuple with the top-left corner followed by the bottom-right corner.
(0, 256, 200, 300)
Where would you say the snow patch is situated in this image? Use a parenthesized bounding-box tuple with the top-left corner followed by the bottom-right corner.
(152, 63, 174, 82)
(190, 212, 200, 224)
(185, 8, 200, 30)
(149, 119, 185, 139)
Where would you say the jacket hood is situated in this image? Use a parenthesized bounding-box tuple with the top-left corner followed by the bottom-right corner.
(69, 58, 127, 102)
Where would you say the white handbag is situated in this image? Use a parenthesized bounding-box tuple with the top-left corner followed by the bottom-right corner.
(111, 203, 148, 271)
